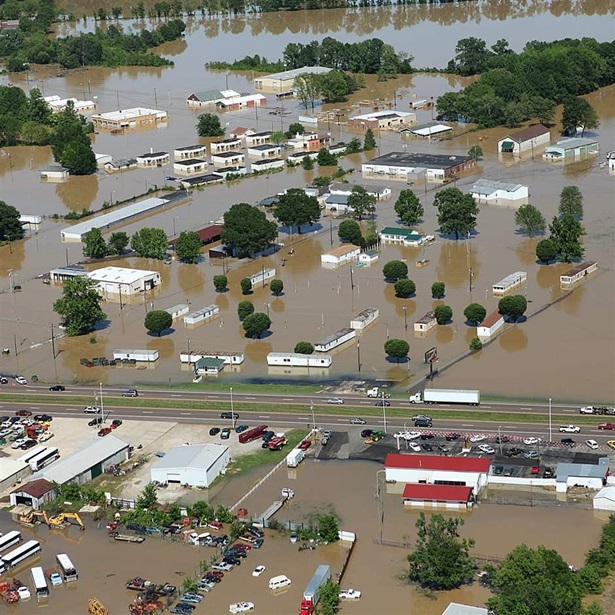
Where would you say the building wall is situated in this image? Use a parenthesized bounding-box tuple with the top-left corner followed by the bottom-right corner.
(0, 466, 32, 493)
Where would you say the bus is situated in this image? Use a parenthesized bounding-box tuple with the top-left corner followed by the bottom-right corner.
(1, 540, 41, 569)
(56, 553, 78, 582)
(31, 566, 49, 598)
(0, 531, 21, 553)
(18, 446, 47, 465)
(28, 447, 59, 472)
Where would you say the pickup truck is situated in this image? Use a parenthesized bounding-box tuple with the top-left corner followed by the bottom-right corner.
(598, 423, 615, 430)
(559, 425, 581, 433)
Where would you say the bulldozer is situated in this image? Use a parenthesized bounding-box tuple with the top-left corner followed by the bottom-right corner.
(88, 598, 109, 615)
(47, 512, 85, 531)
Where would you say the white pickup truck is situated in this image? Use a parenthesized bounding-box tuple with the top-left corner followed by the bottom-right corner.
(559, 425, 581, 433)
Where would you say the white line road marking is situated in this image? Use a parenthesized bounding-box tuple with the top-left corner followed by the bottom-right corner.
(170, 394, 182, 397)
(180, 412, 191, 416)
(505, 426, 518, 429)
(259, 415, 270, 418)
(29, 407, 40, 410)
(246, 397, 256, 400)
(482, 405, 491, 408)
(520, 407, 533, 410)
(208, 395, 219, 398)
(337, 419, 347, 422)
(461, 424, 474, 427)
(142, 411, 153, 414)
(282, 398, 293, 401)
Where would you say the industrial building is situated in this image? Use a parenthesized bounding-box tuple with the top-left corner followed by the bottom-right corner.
(44, 95, 96, 113)
(33, 435, 130, 485)
(469, 179, 529, 205)
(10, 479, 55, 510)
(497, 124, 551, 155)
(404, 121, 452, 138)
(150, 444, 230, 487)
(254, 66, 331, 91)
(543, 138, 599, 160)
(555, 458, 610, 493)
(186, 89, 240, 107)
(0, 458, 31, 493)
(348, 110, 416, 131)
(362, 152, 476, 182)
(92, 107, 167, 130)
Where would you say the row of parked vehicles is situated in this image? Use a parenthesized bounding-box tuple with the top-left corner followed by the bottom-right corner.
(0, 412, 54, 450)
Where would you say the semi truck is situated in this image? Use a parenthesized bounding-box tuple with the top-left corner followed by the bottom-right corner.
(409, 389, 480, 406)
(286, 448, 305, 468)
(299, 565, 331, 615)
(238, 424, 268, 444)
(367, 387, 391, 398)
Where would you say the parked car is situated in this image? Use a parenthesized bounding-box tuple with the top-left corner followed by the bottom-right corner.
(203, 574, 221, 584)
(49, 384, 65, 391)
(247, 526, 264, 538)
(122, 389, 138, 397)
(208, 521, 223, 531)
(211, 563, 234, 572)
(531, 466, 541, 475)
(220, 412, 239, 420)
(523, 450, 540, 459)
(469, 434, 486, 443)
(326, 398, 344, 405)
(409, 442, 421, 453)
(223, 557, 241, 566)
(89, 417, 103, 426)
(494, 466, 504, 475)
(209, 427, 221, 436)
(298, 440, 311, 450)
(340, 589, 362, 600)
(503, 467, 514, 477)
(83, 406, 100, 414)
(34, 414, 52, 422)
(435, 444, 449, 453)
(585, 439, 599, 450)
(229, 602, 255, 614)
(360, 429, 373, 438)
(421, 443, 433, 452)
(0, 377, 7, 384)
(478, 444, 496, 454)
(560, 438, 576, 446)
(252, 565, 266, 577)
(98, 427, 112, 437)
(607, 441, 615, 450)
(445, 433, 461, 441)
(15, 410, 32, 417)
(20, 439, 37, 450)
(252, 538, 264, 549)
(11, 438, 26, 449)
(543, 467, 555, 478)
(179, 594, 202, 604)
(420, 433, 435, 440)
(374, 400, 390, 407)
(235, 425, 249, 433)
(111, 419, 123, 428)
(350, 418, 366, 425)
(523, 437, 541, 445)
(220, 428, 231, 440)
(495, 435, 510, 444)
(233, 544, 251, 551)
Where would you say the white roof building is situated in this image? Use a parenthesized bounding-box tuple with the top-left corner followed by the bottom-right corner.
(594, 486, 615, 511)
(348, 110, 416, 130)
(87, 266, 161, 297)
(151, 444, 230, 487)
(470, 179, 529, 205)
(92, 107, 167, 130)
(44, 95, 96, 113)
(406, 121, 452, 138)
(442, 604, 488, 615)
(254, 66, 332, 91)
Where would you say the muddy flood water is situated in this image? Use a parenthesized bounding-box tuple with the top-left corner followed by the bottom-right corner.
(0, 0, 614, 403)
(0, 458, 606, 614)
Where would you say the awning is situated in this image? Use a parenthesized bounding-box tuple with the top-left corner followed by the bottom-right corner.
(501, 141, 514, 150)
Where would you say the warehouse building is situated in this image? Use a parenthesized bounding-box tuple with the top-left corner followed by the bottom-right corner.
(362, 152, 475, 182)
(543, 138, 599, 160)
(0, 458, 31, 493)
(151, 444, 230, 487)
(92, 107, 167, 130)
(33, 435, 130, 485)
(348, 110, 416, 131)
(254, 66, 331, 91)
(469, 179, 529, 206)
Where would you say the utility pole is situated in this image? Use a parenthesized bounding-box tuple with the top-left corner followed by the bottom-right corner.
(357, 340, 361, 372)
(350, 266, 354, 291)
(310, 400, 315, 431)
(51, 323, 56, 359)
(329, 219, 333, 246)
(403, 305, 407, 331)
(548, 397, 552, 442)
(154, 88, 158, 107)
(382, 391, 388, 434)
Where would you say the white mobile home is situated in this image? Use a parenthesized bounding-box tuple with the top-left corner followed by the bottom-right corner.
(477, 311, 505, 338)
(180, 351, 245, 365)
(113, 349, 159, 362)
(559, 261, 598, 288)
(492, 271, 527, 295)
(183, 305, 220, 325)
(314, 328, 356, 352)
(165, 304, 190, 320)
(350, 308, 379, 330)
(267, 353, 332, 368)
(414, 311, 437, 334)
(249, 268, 276, 287)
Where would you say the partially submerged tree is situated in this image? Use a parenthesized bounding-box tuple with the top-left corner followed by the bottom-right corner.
(53, 276, 106, 337)
(514, 204, 546, 237)
(434, 188, 479, 239)
(394, 279, 416, 298)
(394, 189, 423, 226)
(463, 303, 486, 325)
(242, 312, 271, 338)
(384, 338, 410, 362)
(434, 304, 453, 325)
(383, 260, 408, 282)
(144, 310, 173, 336)
(82, 227, 108, 259)
(498, 295, 528, 321)
(294, 341, 314, 355)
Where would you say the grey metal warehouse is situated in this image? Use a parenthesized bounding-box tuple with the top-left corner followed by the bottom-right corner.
(150, 444, 230, 487)
(33, 435, 130, 485)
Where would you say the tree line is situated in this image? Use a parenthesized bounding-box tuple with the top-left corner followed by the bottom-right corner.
(437, 37, 612, 129)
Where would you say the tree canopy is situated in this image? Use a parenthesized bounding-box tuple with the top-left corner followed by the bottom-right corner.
(53, 276, 106, 337)
(434, 304, 453, 325)
(394, 279, 416, 298)
(144, 310, 173, 336)
(237, 300, 254, 321)
(0, 200, 25, 242)
(431, 282, 446, 299)
(196, 112, 224, 137)
(131, 227, 168, 259)
(384, 338, 410, 361)
(294, 341, 314, 355)
(464, 303, 487, 324)
(242, 312, 272, 338)
(515, 204, 546, 237)
(274, 189, 321, 233)
(213, 275, 228, 292)
(174, 231, 202, 264)
(51, 100, 96, 175)
(498, 295, 528, 321)
(536, 238, 557, 264)
(549, 214, 585, 263)
(559, 186, 584, 219)
(562, 96, 599, 136)
(394, 190, 424, 226)
(407, 513, 475, 590)
(222, 203, 278, 258)
(270, 279, 284, 296)
(348, 186, 376, 220)
(383, 260, 408, 282)
(82, 228, 108, 259)
(338, 219, 363, 246)
(107, 232, 129, 255)
(435, 188, 479, 239)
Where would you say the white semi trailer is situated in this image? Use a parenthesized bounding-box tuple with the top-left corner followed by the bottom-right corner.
(409, 389, 480, 405)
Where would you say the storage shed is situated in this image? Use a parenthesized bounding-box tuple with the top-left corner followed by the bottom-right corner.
(593, 486, 615, 511)
(113, 349, 159, 362)
(165, 304, 190, 320)
(477, 311, 505, 338)
(9, 479, 55, 510)
(543, 138, 599, 161)
(150, 444, 230, 487)
(498, 124, 550, 155)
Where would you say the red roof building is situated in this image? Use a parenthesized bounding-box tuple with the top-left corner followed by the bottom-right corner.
(402, 484, 473, 509)
(10, 478, 56, 510)
(169, 225, 222, 247)
(385, 453, 490, 473)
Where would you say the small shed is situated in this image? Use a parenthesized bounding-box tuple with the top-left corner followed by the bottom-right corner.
(194, 357, 225, 375)
(358, 250, 379, 265)
(560, 261, 597, 288)
(593, 486, 615, 511)
(498, 124, 550, 155)
(165, 304, 190, 320)
(10, 478, 55, 510)
(477, 311, 505, 338)
(414, 311, 437, 334)
(321, 244, 360, 267)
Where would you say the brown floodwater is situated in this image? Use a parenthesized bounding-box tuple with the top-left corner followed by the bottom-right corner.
(0, 4, 614, 402)
(0, 459, 603, 614)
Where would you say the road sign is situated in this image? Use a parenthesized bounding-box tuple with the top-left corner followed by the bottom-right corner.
(424, 347, 438, 364)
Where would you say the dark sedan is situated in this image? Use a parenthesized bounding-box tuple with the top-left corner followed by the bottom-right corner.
(49, 385, 66, 392)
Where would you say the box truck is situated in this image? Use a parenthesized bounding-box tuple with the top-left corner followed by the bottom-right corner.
(299, 565, 331, 614)
(409, 389, 480, 405)
(286, 448, 305, 468)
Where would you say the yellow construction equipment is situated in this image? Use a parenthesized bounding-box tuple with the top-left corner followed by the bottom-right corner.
(48, 512, 85, 531)
(18, 509, 50, 527)
(88, 598, 109, 615)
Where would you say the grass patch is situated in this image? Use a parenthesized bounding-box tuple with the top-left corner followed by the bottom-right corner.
(226, 429, 305, 476)
(141, 382, 324, 394)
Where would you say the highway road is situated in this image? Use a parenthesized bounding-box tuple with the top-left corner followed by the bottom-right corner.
(1, 385, 614, 448)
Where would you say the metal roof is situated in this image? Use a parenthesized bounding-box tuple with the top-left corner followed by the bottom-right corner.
(152, 444, 229, 472)
(366, 151, 472, 170)
(88, 266, 158, 285)
(471, 179, 526, 195)
(402, 484, 473, 502)
(550, 137, 599, 150)
(260, 66, 331, 81)
(556, 457, 609, 482)
(386, 453, 490, 473)
(442, 604, 488, 615)
(93, 107, 166, 121)
(34, 435, 129, 484)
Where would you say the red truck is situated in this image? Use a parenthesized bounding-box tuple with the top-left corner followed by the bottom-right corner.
(598, 423, 615, 430)
(267, 437, 287, 451)
(238, 425, 268, 444)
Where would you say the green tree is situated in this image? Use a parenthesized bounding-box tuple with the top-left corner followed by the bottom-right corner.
(383, 260, 408, 282)
(0, 201, 25, 242)
(294, 341, 314, 355)
(144, 310, 173, 336)
(311, 175, 332, 188)
(319, 70, 357, 103)
(189, 500, 214, 523)
(230, 520, 246, 541)
(274, 188, 321, 233)
(214, 505, 234, 523)
(136, 482, 158, 509)
(338, 219, 363, 246)
(59, 140, 97, 175)
(536, 238, 557, 264)
(213, 275, 228, 292)
(363, 128, 376, 151)
(515, 204, 546, 237)
(407, 513, 475, 590)
(317, 514, 340, 542)
(434, 304, 453, 325)
(237, 300, 254, 321)
(486, 544, 582, 615)
(469, 336, 483, 351)
(316, 147, 337, 166)
(577, 565, 603, 595)
(468, 144, 483, 160)
(364, 219, 378, 249)
(222, 203, 278, 257)
(294, 73, 321, 110)
(394, 279, 416, 298)
(394, 190, 424, 226)
(431, 282, 446, 299)
(270, 279, 284, 296)
(107, 231, 129, 255)
(384, 338, 410, 362)
(562, 96, 599, 136)
(348, 185, 376, 220)
(240, 277, 252, 295)
(345, 137, 362, 154)
(174, 230, 202, 263)
(559, 186, 583, 219)
(549, 214, 585, 263)
(130, 227, 168, 259)
(464, 303, 486, 324)
(196, 112, 224, 137)
(319, 580, 341, 615)
(82, 228, 108, 259)
(53, 276, 106, 337)
(242, 312, 271, 339)
(498, 295, 528, 321)
(286, 122, 305, 137)
(435, 188, 479, 239)
(301, 155, 314, 170)
(270, 131, 286, 145)
(51, 100, 96, 174)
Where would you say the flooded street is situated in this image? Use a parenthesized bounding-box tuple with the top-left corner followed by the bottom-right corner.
(0, 1, 613, 402)
(0, 458, 604, 614)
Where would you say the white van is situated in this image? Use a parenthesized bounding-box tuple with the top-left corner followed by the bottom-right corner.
(268, 575, 292, 591)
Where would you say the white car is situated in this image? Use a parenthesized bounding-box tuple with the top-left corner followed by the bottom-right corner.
(49, 572, 63, 586)
(409, 442, 421, 453)
(16, 586, 31, 600)
(523, 437, 541, 445)
(403, 431, 422, 441)
(11, 438, 26, 449)
(39, 431, 54, 442)
(340, 589, 362, 600)
(229, 602, 254, 614)
(478, 444, 495, 454)
(586, 439, 599, 450)
(212, 562, 234, 572)
(0, 428, 11, 437)
(15, 376, 28, 385)
(326, 398, 344, 405)
(83, 406, 100, 414)
(580, 406, 596, 414)
(252, 565, 266, 577)
(559, 425, 581, 434)
(469, 435, 487, 443)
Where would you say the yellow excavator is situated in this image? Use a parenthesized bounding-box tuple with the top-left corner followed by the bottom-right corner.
(18, 509, 50, 527)
(88, 598, 109, 615)
(48, 512, 85, 531)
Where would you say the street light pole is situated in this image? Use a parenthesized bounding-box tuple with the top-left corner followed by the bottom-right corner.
(310, 399, 315, 431)
(382, 392, 387, 434)
(100, 382, 105, 424)
(230, 387, 234, 428)
(548, 397, 552, 442)
(498, 425, 503, 455)
(403, 304, 407, 331)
